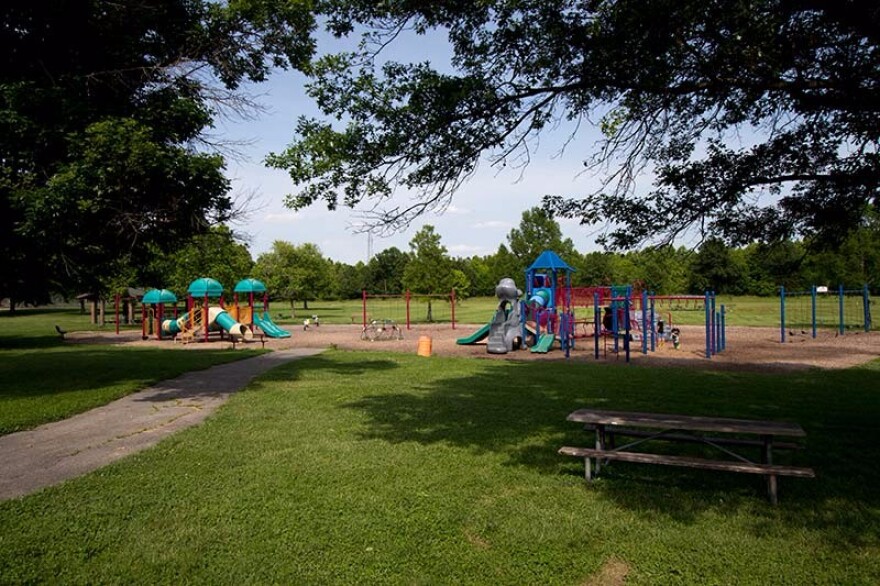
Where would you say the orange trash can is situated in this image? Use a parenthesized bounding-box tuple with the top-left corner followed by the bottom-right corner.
(417, 335, 432, 357)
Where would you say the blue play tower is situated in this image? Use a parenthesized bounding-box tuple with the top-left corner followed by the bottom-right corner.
(523, 250, 576, 355)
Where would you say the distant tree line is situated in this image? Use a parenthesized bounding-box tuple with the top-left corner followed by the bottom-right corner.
(246, 207, 880, 307)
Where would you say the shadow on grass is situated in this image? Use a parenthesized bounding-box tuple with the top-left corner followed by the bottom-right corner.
(339, 356, 880, 547)
(0, 336, 65, 350)
(254, 353, 401, 383)
(0, 347, 252, 401)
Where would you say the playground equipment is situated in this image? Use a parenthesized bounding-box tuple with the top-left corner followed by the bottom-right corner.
(455, 323, 491, 345)
(487, 278, 524, 354)
(569, 287, 726, 360)
(230, 278, 290, 339)
(523, 250, 576, 356)
(458, 250, 727, 361)
(361, 289, 457, 330)
(361, 319, 404, 341)
(141, 289, 179, 340)
(779, 284, 873, 342)
(162, 278, 254, 343)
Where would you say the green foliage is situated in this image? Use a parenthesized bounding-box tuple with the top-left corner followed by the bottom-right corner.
(331, 261, 367, 299)
(1, 351, 879, 582)
(1, 0, 315, 302)
(402, 226, 455, 294)
(689, 239, 749, 295)
(271, 1, 880, 251)
(364, 247, 409, 294)
(253, 241, 333, 307)
(148, 226, 254, 295)
(506, 207, 576, 273)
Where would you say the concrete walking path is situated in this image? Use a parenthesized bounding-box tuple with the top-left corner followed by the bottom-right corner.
(0, 348, 324, 501)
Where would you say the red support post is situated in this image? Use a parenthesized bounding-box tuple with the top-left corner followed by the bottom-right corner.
(141, 304, 147, 340)
(406, 290, 411, 330)
(451, 289, 456, 330)
(362, 289, 368, 329)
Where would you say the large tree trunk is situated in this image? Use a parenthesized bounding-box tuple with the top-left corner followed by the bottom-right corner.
(426, 299, 433, 322)
(303, 299, 309, 310)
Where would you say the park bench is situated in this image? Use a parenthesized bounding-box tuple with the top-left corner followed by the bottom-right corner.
(230, 333, 267, 350)
(560, 408, 815, 504)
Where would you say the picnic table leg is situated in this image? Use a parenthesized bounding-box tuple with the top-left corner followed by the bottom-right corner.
(762, 434, 778, 505)
(584, 456, 593, 481)
(595, 424, 606, 475)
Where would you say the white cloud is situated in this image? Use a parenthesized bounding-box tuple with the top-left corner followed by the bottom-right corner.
(471, 220, 511, 229)
(263, 212, 303, 224)
(444, 205, 471, 215)
(448, 243, 488, 256)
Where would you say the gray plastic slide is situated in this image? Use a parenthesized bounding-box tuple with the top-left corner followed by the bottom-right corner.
(487, 278, 523, 354)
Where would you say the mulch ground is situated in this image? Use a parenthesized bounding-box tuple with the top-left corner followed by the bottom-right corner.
(69, 323, 880, 373)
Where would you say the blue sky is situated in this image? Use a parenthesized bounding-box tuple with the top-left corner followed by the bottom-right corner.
(215, 27, 614, 265)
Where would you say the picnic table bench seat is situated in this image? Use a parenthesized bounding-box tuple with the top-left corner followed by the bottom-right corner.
(558, 446, 816, 479)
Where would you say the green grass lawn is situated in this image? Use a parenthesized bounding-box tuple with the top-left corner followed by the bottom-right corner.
(0, 308, 262, 434)
(275, 295, 788, 328)
(2, 351, 878, 583)
(292, 293, 878, 333)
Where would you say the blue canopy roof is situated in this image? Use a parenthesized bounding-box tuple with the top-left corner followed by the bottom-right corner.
(233, 278, 267, 294)
(187, 278, 224, 297)
(142, 289, 178, 304)
(526, 250, 576, 272)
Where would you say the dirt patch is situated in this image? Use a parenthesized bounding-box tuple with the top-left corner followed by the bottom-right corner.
(582, 557, 631, 586)
(67, 322, 880, 373)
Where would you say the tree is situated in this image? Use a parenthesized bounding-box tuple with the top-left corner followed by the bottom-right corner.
(743, 240, 806, 295)
(689, 238, 749, 294)
(486, 244, 521, 289)
(365, 247, 410, 294)
(332, 261, 368, 300)
(148, 226, 254, 296)
(270, 1, 880, 250)
(506, 207, 576, 273)
(1, 0, 315, 303)
(401, 226, 455, 320)
(253, 241, 332, 310)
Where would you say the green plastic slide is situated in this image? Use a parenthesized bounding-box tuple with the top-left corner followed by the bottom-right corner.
(456, 322, 491, 345)
(530, 333, 556, 353)
(254, 311, 291, 338)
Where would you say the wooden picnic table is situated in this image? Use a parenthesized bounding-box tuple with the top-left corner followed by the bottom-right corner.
(559, 408, 815, 504)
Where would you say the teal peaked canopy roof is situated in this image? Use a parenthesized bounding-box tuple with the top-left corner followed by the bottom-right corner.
(142, 289, 177, 304)
(233, 278, 267, 294)
(526, 250, 575, 272)
(187, 278, 224, 297)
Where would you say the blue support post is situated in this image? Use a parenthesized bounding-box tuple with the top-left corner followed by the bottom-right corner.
(641, 290, 648, 354)
(650, 297, 656, 352)
(624, 298, 631, 363)
(811, 285, 817, 339)
(705, 291, 712, 358)
(839, 284, 845, 335)
(711, 293, 717, 356)
(612, 298, 619, 354)
(593, 292, 600, 359)
(720, 305, 726, 351)
(780, 286, 786, 343)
